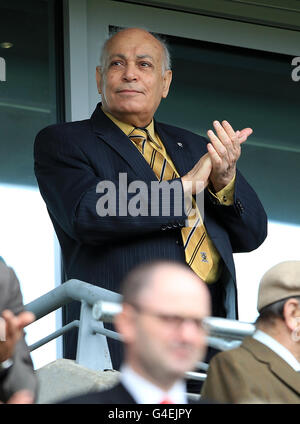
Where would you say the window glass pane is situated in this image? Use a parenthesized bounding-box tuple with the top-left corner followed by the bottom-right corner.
(0, 0, 62, 368)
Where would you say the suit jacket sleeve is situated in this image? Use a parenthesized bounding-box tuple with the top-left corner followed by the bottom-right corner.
(205, 169, 267, 253)
(34, 125, 187, 246)
(0, 265, 38, 403)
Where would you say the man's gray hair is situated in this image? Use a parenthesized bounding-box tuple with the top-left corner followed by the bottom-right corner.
(255, 295, 300, 328)
(99, 27, 171, 75)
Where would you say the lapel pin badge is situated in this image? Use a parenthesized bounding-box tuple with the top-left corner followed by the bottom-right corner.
(177, 142, 183, 148)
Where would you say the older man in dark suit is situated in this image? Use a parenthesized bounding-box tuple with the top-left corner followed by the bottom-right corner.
(0, 259, 37, 403)
(34, 27, 267, 364)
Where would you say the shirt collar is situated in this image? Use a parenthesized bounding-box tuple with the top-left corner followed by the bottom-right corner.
(102, 108, 156, 140)
(120, 364, 188, 404)
(253, 329, 300, 372)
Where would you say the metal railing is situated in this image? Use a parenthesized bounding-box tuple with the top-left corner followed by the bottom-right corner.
(25, 279, 121, 370)
(25, 280, 255, 393)
(93, 300, 256, 379)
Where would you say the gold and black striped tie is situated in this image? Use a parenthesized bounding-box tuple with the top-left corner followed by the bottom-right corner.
(129, 127, 213, 281)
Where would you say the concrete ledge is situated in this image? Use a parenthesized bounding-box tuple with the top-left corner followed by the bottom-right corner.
(36, 359, 120, 404)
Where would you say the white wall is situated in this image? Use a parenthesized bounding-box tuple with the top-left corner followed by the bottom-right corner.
(235, 221, 300, 323)
(0, 184, 59, 369)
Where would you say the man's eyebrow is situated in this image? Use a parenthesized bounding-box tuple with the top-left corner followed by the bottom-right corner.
(108, 53, 127, 61)
(136, 54, 154, 61)
(108, 54, 155, 61)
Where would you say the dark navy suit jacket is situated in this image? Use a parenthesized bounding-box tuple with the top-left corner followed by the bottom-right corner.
(61, 382, 136, 404)
(34, 103, 267, 357)
(61, 382, 206, 404)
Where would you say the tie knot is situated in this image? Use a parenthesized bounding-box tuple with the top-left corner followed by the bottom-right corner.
(129, 127, 148, 145)
(160, 397, 174, 404)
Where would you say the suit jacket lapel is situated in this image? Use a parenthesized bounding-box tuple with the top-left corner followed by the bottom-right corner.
(154, 121, 196, 177)
(90, 104, 158, 182)
(243, 337, 300, 395)
(113, 383, 137, 404)
(90, 104, 198, 180)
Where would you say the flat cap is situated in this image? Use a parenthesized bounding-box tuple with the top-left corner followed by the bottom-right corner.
(257, 261, 300, 312)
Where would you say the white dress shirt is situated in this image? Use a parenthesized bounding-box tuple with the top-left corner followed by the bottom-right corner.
(120, 364, 188, 404)
(253, 329, 300, 371)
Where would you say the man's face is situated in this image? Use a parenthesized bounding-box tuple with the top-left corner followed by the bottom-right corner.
(118, 267, 210, 388)
(96, 29, 172, 127)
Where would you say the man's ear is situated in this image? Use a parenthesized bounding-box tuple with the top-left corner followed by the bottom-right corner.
(283, 298, 300, 332)
(114, 304, 137, 344)
(162, 70, 172, 99)
(96, 66, 102, 94)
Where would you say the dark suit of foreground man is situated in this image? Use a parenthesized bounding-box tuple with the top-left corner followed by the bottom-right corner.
(34, 28, 267, 363)
(61, 262, 212, 404)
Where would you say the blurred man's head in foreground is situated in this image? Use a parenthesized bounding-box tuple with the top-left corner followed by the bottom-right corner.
(115, 261, 211, 390)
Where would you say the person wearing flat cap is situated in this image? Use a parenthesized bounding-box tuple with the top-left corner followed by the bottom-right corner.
(201, 261, 300, 404)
